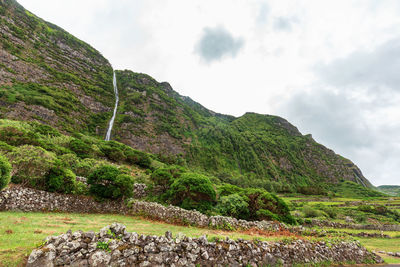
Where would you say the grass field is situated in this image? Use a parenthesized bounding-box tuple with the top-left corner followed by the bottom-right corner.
(1, 211, 399, 266)
(0, 211, 289, 267)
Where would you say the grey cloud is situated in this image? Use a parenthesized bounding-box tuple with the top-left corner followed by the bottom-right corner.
(278, 90, 373, 150)
(277, 88, 400, 185)
(256, 3, 269, 25)
(276, 38, 400, 185)
(273, 17, 298, 32)
(195, 26, 244, 63)
(317, 38, 400, 90)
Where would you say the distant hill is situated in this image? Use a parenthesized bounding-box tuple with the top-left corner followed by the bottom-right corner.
(377, 185, 400, 196)
(0, 0, 375, 194)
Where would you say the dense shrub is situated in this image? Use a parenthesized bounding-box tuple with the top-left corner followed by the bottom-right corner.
(29, 122, 60, 137)
(100, 141, 126, 162)
(217, 183, 243, 197)
(73, 158, 98, 177)
(166, 172, 216, 213)
(243, 188, 296, 224)
(150, 165, 184, 189)
(0, 126, 40, 146)
(150, 168, 173, 189)
(303, 205, 320, 218)
(8, 145, 55, 188)
(87, 165, 134, 199)
(45, 164, 76, 193)
(216, 193, 248, 218)
(58, 153, 79, 170)
(0, 141, 14, 153)
(298, 185, 327, 196)
(0, 154, 11, 190)
(319, 205, 338, 219)
(69, 139, 93, 159)
(126, 149, 151, 168)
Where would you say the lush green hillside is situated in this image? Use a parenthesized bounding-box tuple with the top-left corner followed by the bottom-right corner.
(0, 0, 376, 195)
(0, 0, 114, 134)
(112, 70, 373, 193)
(377, 185, 400, 196)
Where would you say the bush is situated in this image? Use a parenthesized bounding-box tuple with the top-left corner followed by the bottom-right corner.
(69, 139, 93, 159)
(0, 154, 11, 190)
(303, 205, 320, 218)
(87, 165, 134, 199)
(29, 122, 60, 137)
(319, 206, 338, 219)
(243, 188, 296, 224)
(216, 193, 248, 218)
(150, 165, 183, 189)
(0, 126, 40, 146)
(45, 164, 76, 193)
(126, 149, 151, 168)
(217, 183, 243, 197)
(100, 141, 126, 162)
(150, 168, 173, 189)
(58, 153, 79, 169)
(8, 145, 55, 188)
(73, 158, 98, 177)
(166, 172, 216, 213)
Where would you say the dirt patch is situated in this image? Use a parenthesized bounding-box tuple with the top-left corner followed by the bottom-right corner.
(240, 227, 302, 239)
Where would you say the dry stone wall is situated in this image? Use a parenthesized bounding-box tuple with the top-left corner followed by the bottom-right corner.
(27, 223, 382, 267)
(129, 200, 287, 232)
(0, 186, 127, 214)
(307, 219, 400, 232)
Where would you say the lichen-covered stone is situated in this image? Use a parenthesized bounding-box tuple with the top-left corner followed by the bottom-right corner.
(26, 224, 383, 267)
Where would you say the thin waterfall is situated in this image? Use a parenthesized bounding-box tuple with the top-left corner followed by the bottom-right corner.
(105, 71, 119, 141)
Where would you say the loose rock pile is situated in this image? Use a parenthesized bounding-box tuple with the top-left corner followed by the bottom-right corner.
(27, 223, 382, 267)
(132, 183, 148, 199)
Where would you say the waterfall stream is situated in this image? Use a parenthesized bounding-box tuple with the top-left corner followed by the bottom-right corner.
(105, 71, 119, 141)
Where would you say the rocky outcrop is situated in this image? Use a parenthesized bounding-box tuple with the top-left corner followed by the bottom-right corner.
(26, 223, 382, 267)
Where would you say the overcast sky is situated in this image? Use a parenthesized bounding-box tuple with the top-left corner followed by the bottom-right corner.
(18, 0, 400, 186)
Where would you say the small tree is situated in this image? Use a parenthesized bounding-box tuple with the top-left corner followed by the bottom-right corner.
(150, 168, 173, 189)
(243, 188, 296, 224)
(0, 154, 11, 190)
(87, 165, 134, 199)
(45, 163, 76, 194)
(166, 172, 216, 213)
(69, 139, 93, 159)
(216, 193, 248, 218)
(8, 145, 55, 188)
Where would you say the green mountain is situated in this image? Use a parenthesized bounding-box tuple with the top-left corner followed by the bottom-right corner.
(377, 185, 400, 196)
(0, 0, 374, 193)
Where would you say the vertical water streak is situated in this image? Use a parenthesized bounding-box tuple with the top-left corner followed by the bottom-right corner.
(105, 71, 119, 141)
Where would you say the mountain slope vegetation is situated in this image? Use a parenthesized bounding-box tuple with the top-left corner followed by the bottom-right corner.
(0, 0, 114, 134)
(0, 0, 374, 195)
(112, 70, 372, 193)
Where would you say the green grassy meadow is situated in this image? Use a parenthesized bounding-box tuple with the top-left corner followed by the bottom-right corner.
(0, 211, 289, 267)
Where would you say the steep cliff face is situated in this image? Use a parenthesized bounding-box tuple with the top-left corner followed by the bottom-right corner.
(112, 71, 372, 191)
(0, 0, 114, 134)
(0, 1, 373, 191)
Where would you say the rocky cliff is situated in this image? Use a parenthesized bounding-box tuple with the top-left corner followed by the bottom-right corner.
(0, 0, 114, 135)
(0, 0, 373, 192)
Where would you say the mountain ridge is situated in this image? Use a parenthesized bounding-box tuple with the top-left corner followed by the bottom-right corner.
(0, 0, 374, 192)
